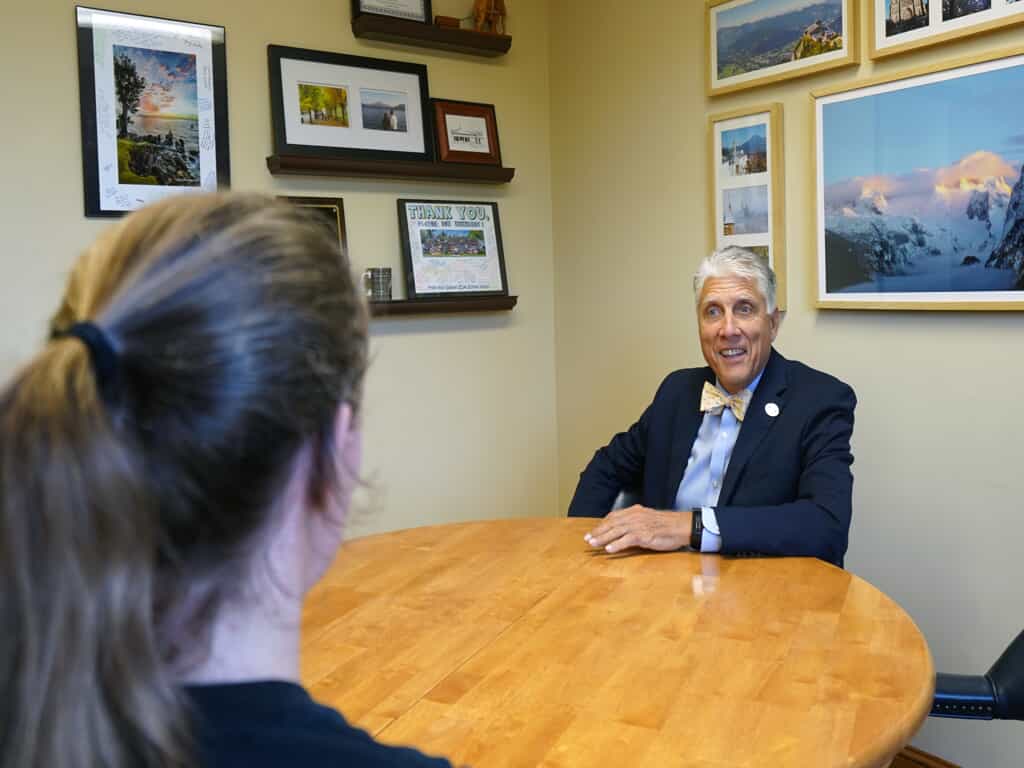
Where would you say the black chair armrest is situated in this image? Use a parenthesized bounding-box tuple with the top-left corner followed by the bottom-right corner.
(930, 629, 1024, 721)
(931, 673, 996, 720)
(989, 629, 1024, 720)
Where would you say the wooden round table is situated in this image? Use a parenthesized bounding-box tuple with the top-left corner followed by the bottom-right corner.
(301, 518, 933, 767)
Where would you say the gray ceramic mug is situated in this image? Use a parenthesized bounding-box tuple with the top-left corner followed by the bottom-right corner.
(363, 267, 392, 301)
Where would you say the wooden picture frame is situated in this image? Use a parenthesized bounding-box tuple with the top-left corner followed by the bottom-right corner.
(268, 45, 433, 163)
(351, 0, 432, 24)
(707, 0, 858, 98)
(277, 196, 349, 260)
(812, 46, 1024, 310)
(869, 1, 1024, 61)
(432, 99, 502, 166)
(75, 5, 230, 217)
(708, 103, 787, 309)
(397, 199, 509, 299)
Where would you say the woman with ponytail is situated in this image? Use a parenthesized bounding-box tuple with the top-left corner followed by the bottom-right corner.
(0, 194, 452, 768)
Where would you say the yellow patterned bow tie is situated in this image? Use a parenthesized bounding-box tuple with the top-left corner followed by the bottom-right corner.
(700, 381, 750, 421)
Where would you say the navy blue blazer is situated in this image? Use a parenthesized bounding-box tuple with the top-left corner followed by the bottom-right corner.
(567, 349, 856, 567)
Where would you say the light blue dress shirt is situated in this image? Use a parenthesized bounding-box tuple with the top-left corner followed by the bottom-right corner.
(674, 370, 764, 553)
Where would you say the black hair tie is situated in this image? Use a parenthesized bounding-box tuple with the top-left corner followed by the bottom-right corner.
(56, 321, 122, 403)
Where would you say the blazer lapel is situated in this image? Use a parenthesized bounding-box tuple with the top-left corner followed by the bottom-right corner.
(719, 349, 789, 505)
(663, 368, 714, 507)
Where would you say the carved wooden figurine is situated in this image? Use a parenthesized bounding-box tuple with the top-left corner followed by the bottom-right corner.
(472, 0, 506, 35)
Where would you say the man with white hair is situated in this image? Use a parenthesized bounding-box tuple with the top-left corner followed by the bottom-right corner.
(569, 247, 856, 567)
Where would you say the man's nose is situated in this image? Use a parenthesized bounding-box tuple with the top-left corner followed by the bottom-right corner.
(719, 311, 739, 336)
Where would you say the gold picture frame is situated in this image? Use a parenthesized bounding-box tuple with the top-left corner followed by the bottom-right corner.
(708, 103, 787, 310)
(812, 45, 1024, 310)
(706, 0, 859, 98)
(869, 1, 1024, 61)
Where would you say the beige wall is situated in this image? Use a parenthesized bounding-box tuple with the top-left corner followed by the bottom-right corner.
(0, 0, 559, 537)
(551, 2, 1024, 765)
(4, 0, 1023, 764)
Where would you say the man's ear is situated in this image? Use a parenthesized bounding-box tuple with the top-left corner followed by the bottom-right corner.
(768, 308, 781, 342)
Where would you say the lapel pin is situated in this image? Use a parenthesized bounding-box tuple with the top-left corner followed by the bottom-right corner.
(765, 402, 780, 418)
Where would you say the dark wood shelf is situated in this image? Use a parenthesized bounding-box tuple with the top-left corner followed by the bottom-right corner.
(267, 154, 515, 183)
(369, 296, 517, 316)
(352, 14, 511, 57)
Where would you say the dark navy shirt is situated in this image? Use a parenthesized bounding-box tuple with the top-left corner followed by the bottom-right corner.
(185, 681, 453, 767)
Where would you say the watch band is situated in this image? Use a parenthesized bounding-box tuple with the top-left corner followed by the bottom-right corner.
(690, 507, 703, 551)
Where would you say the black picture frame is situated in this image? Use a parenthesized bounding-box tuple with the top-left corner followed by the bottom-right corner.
(75, 6, 230, 218)
(351, 0, 432, 24)
(277, 196, 349, 261)
(397, 199, 509, 299)
(268, 45, 434, 164)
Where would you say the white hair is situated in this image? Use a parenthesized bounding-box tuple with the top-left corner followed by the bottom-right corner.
(692, 246, 777, 313)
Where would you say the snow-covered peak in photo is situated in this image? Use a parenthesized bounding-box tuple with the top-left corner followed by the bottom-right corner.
(822, 152, 1023, 292)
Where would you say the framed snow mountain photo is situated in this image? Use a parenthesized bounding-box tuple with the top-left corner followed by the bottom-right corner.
(813, 46, 1024, 310)
(707, 0, 858, 97)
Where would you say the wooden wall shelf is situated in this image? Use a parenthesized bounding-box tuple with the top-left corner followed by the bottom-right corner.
(369, 296, 517, 316)
(352, 14, 511, 57)
(267, 154, 514, 183)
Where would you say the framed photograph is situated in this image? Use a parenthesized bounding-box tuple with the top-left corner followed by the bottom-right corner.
(432, 99, 502, 165)
(75, 6, 229, 218)
(397, 199, 509, 299)
(268, 45, 432, 163)
(813, 47, 1024, 310)
(707, 0, 858, 97)
(351, 0, 432, 24)
(277, 196, 348, 260)
(870, 1, 1024, 60)
(708, 104, 787, 309)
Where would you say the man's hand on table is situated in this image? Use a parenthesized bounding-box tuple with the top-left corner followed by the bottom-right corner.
(584, 506, 693, 553)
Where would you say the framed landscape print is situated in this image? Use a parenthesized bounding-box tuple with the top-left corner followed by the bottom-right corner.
(432, 99, 502, 165)
(397, 199, 509, 299)
(707, 0, 858, 97)
(278, 196, 348, 259)
(75, 6, 230, 217)
(870, 1, 1024, 60)
(708, 104, 787, 309)
(813, 47, 1024, 309)
(268, 46, 432, 163)
(352, 0, 432, 23)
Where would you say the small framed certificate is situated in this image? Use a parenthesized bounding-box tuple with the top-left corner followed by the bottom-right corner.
(352, 0, 432, 24)
(398, 199, 509, 299)
(432, 99, 502, 166)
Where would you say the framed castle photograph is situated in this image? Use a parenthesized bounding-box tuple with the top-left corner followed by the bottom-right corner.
(397, 199, 508, 299)
(813, 47, 1024, 309)
(707, 0, 858, 97)
(708, 103, 787, 309)
(870, 1, 1024, 60)
(75, 6, 230, 217)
